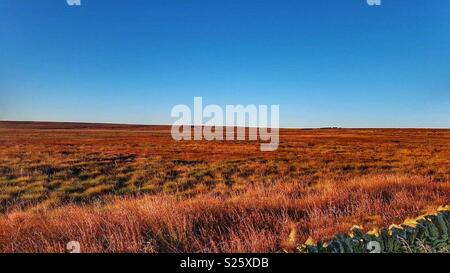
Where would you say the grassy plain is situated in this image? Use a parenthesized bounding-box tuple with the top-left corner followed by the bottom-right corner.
(0, 121, 449, 252)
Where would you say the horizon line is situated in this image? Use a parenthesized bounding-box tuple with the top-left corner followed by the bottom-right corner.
(1, 120, 449, 130)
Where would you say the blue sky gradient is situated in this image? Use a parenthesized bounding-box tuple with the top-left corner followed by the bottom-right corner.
(0, 0, 449, 127)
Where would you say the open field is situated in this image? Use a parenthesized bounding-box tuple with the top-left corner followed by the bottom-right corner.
(0, 121, 449, 252)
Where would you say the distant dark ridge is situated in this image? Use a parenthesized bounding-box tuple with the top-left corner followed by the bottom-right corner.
(0, 121, 170, 130)
(0, 121, 448, 131)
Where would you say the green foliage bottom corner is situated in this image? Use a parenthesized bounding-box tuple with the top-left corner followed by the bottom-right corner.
(298, 206, 450, 253)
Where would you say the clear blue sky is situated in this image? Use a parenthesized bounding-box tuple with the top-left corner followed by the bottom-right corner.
(1, 0, 449, 128)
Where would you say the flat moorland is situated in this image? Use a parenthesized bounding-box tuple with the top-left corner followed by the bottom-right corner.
(0, 121, 448, 252)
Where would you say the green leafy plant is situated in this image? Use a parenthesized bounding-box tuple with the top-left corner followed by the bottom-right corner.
(298, 206, 450, 253)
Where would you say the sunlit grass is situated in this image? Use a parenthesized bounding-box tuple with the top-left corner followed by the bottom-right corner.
(0, 122, 448, 252)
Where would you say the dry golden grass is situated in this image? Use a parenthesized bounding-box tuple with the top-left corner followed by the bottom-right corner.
(0, 174, 448, 253)
(0, 121, 449, 252)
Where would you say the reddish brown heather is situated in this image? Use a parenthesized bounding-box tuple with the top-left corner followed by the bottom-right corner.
(0, 174, 448, 253)
(0, 122, 449, 252)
